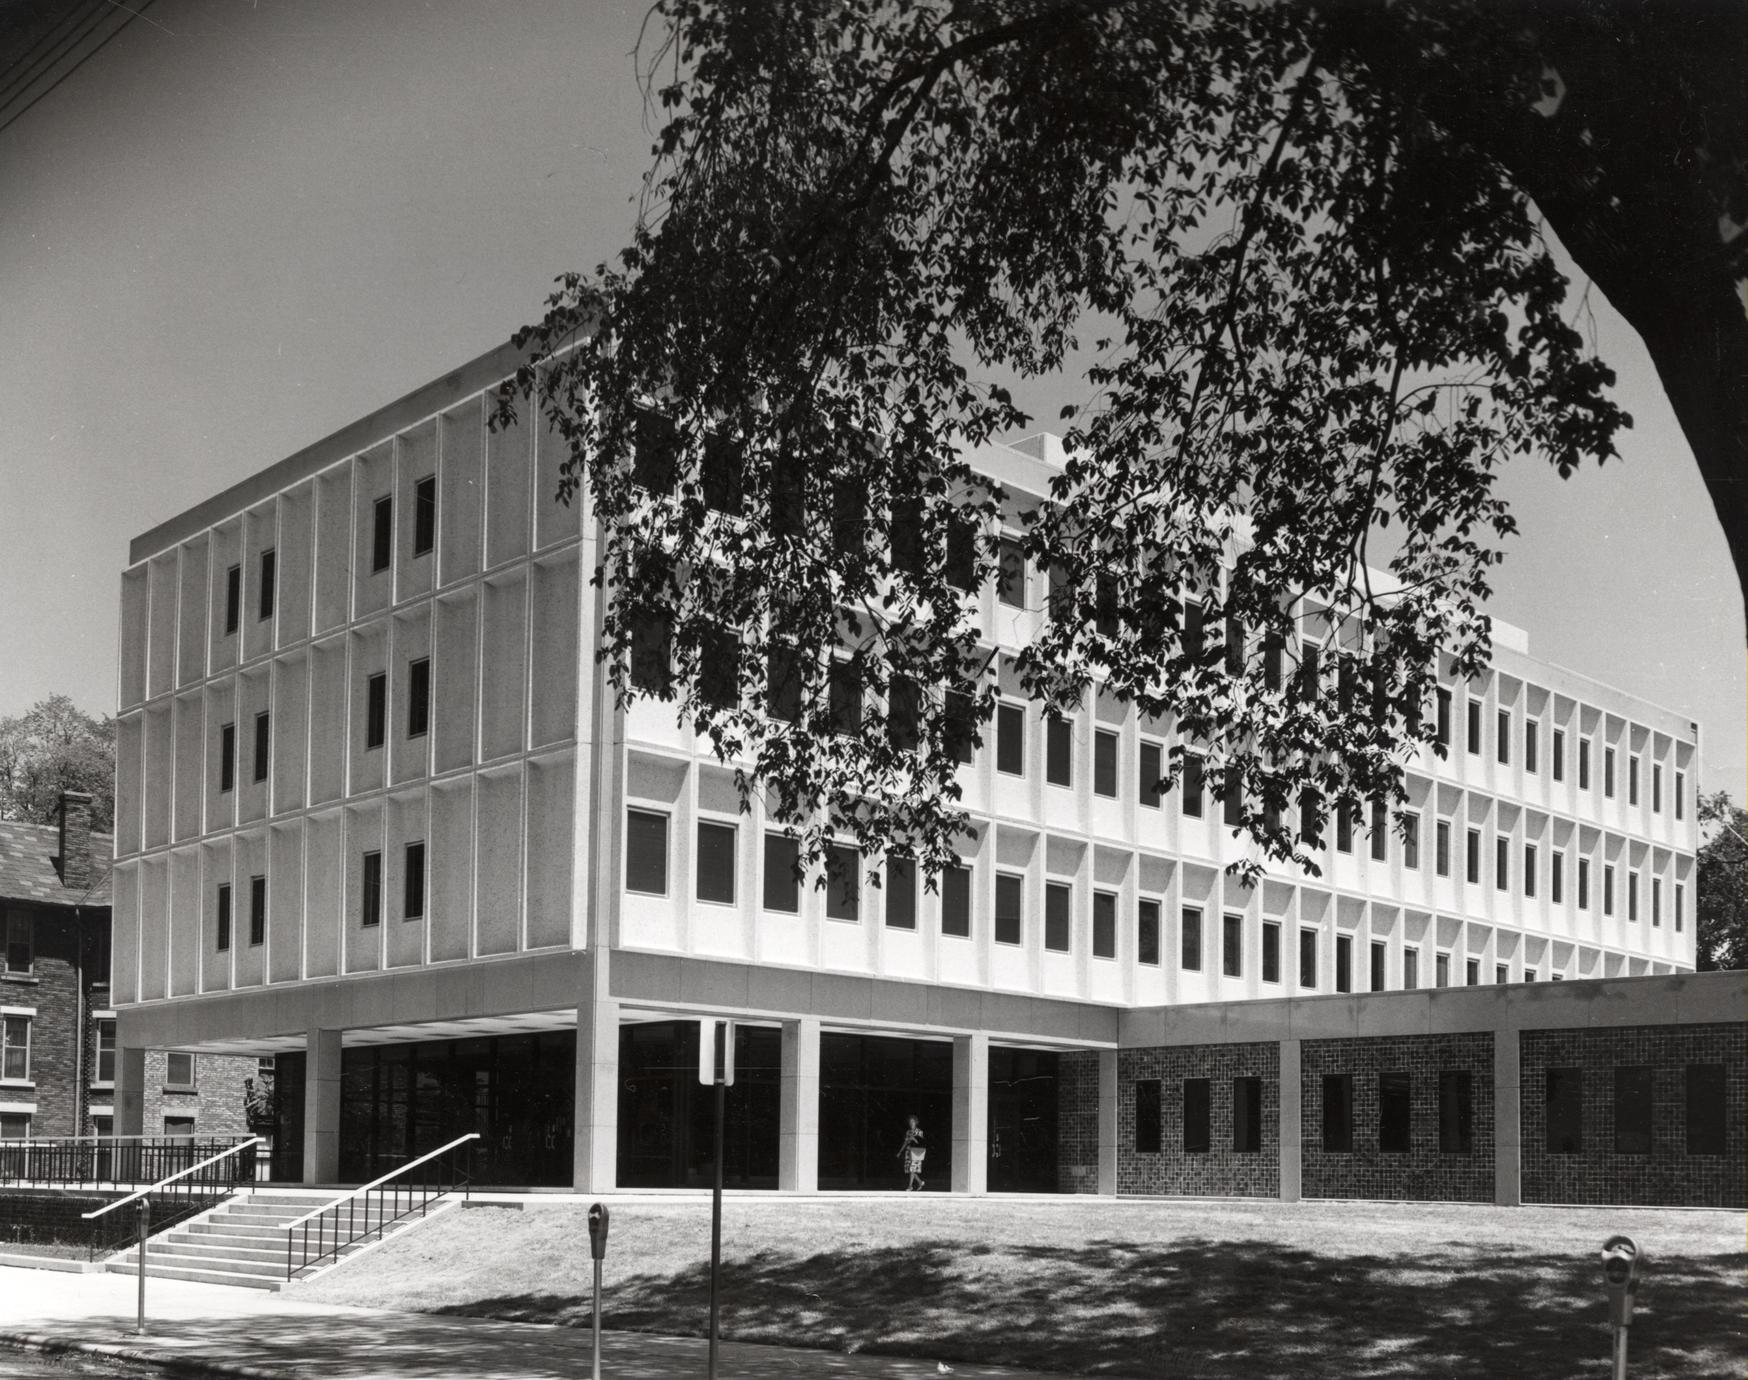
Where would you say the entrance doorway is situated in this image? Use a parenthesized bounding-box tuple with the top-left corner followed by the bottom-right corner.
(818, 1032, 953, 1191)
(988, 1047, 1060, 1192)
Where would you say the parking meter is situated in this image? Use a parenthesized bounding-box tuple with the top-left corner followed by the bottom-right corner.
(587, 1203, 610, 1380)
(588, 1202, 610, 1261)
(1601, 1235, 1642, 1328)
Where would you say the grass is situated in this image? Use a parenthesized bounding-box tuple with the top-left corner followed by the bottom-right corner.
(0, 1240, 91, 1260)
(293, 1196, 1746, 1378)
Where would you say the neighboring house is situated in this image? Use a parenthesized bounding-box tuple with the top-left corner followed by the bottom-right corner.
(0, 791, 265, 1143)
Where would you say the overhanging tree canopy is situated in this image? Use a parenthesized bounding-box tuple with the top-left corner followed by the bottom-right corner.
(503, 0, 1742, 886)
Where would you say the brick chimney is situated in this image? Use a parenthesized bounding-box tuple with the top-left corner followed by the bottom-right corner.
(58, 791, 94, 892)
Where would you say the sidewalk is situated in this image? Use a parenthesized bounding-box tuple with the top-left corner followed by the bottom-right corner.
(0, 1265, 1079, 1380)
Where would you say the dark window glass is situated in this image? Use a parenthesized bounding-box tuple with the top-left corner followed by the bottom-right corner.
(631, 610, 673, 696)
(1223, 615, 1245, 676)
(887, 676, 919, 753)
(1138, 742, 1162, 808)
(1495, 836, 1509, 891)
(1223, 776, 1243, 829)
(1686, 1064, 1726, 1155)
(1402, 813, 1419, 869)
(372, 495, 393, 573)
(831, 478, 866, 559)
(941, 863, 971, 938)
(1183, 1078, 1211, 1154)
(700, 627, 740, 711)
(1379, 1071, 1412, 1153)
(1263, 635, 1284, 691)
(1465, 829, 1480, 884)
(403, 842, 425, 920)
(1262, 921, 1280, 983)
(220, 722, 236, 792)
(625, 809, 668, 895)
(249, 874, 266, 946)
(1578, 739, 1591, 789)
(1466, 958, 1480, 986)
(1551, 853, 1564, 904)
(1525, 721, 1538, 773)
(1369, 800, 1387, 861)
(1436, 953, 1451, 987)
(762, 833, 800, 913)
(1652, 764, 1662, 813)
(366, 673, 387, 749)
(1436, 820, 1451, 876)
(997, 538, 1025, 606)
(886, 856, 917, 930)
(766, 645, 804, 723)
(696, 822, 736, 905)
(1435, 688, 1451, 747)
(1552, 728, 1565, 781)
(825, 844, 860, 921)
(1233, 1076, 1262, 1153)
(1545, 1068, 1584, 1154)
(1045, 716, 1071, 787)
(1181, 907, 1202, 970)
(1466, 699, 1481, 754)
(95, 1019, 116, 1083)
(1604, 865, 1615, 916)
(1137, 899, 1160, 966)
(773, 460, 807, 537)
(1403, 948, 1419, 989)
(1298, 929, 1316, 988)
(945, 519, 977, 592)
(1524, 844, 1538, 898)
(1613, 1066, 1655, 1155)
(1092, 891, 1116, 959)
(1181, 754, 1204, 818)
(1335, 801, 1353, 853)
(1604, 747, 1616, 798)
(1182, 600, 1206, 660)
(1370, 941, 1386, 992)
(165, 1054, 195, 1088)
(1439, 1070, 1473, 1153)
(1222, 913, 1242, 977)
(1628, 756, 1639, 806)
(1335, 935, 1352, 993)
(702, 434, 743, 513)
(1322, 1074, 1353, 1153)
(1299, 788, 1322, 848)
(253, 712, 270, 782)
(944, 689, 977, 764)
(996, 703, 1024, 775)
(224, 565, 241, 634)
(414, 476, 437, 554)
(361, 852, 382, 928)
(258, 548, 276, 620)
(1093, 730, 1118, 798)
(1298, 644, 1320, 703)
(1578, 858, 1591, 909)
(408, 658, 431, 738)
(1496, 709, 1510, 764)
(1044, 882, 1071, 953)
(216, 884, 232, 952)
(634, 411, 678, 492)
(1135, 1080, 1162, 1154)
(890, 494, 923, 579)
(829, 658, 863, 735)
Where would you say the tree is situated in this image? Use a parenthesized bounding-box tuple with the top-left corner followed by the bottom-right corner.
(503, 0, 1741, 886)
(1696, 791, 1746, 972)
(0, 695, 116, 833)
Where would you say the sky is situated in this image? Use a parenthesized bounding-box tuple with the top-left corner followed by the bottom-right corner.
(1, 0, 1741, 797)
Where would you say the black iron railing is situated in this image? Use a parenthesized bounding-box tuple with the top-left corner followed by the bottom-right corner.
(0, 1135, 259, 1191)
(285, 1132, 479, 1281)
(80, 1137, 263, 1261)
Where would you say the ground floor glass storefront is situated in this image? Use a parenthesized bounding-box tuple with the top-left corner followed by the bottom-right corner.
(617, 1020, 782, 1188)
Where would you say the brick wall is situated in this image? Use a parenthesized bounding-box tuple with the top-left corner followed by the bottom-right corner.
(1056, 1051, 1101, 1193)
(1521, 1023, 1746, 1208)
(141, 1049, 256, 1139)
(1117, 1042, 1279, 1198)
(1, 904, 85, 1137)
(1300, 1033, 1495, 1202)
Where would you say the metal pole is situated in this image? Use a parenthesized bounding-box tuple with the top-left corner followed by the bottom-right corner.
(1612, 1326, 1628, 1380)
(135, 1199, 149, 1336)
(707, 1023, 725, 1380)
(591, 1256, 603, 1380)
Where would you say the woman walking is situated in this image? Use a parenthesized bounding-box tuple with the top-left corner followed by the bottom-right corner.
(897, 1113, 926, 1191)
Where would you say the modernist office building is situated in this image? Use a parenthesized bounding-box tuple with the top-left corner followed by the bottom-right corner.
(109, 342, 1742, 1206)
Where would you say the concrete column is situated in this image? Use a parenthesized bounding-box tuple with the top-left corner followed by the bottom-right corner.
(303, 1028, 342, 1185)
(573, 992, 620, 1193)
(1097, 1048, 1119, 1195)
(779, 1017, 821, 1192)
(1493, 1027, 1522, 1206)
(1278, 1039, 1302, 1203)
(949, 1033, 989, 1195)
(113, 1044, 146, 1136)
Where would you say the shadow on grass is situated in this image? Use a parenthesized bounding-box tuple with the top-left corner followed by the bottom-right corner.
(435, 1237, 1747, 1380)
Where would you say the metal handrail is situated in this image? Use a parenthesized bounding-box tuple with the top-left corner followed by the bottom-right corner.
(282, 1133, 481, 1230)
(81, 1138, 264, 1219)
(0, 1134, 256, 1190)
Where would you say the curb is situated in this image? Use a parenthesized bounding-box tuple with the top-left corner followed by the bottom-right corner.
(0, 1329, 305, 1380)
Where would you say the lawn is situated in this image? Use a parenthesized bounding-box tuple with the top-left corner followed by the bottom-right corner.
(293, 1196, 1745, 1378)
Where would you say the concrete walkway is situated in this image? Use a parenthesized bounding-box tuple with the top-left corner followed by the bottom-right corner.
(0, 1265, 1078, 1380)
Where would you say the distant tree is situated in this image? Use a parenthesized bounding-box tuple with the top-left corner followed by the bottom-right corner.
(505, 0, 1741, 886)
(0, 695, 115, 833)
(1696, 791, 1746, 972)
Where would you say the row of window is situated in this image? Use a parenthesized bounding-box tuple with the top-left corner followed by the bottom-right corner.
(217, 479, 438, 636)
(1545, 1064, 1729, 1156)
(210, 842, 430, 949)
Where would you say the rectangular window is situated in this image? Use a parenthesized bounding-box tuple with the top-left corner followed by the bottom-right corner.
(1092, 891, 1116, 959)
(258, 548, 276, 621)
(220, 722, 236, 793)
(1435, 953, 1450, 988)
(1628, 754, 1640, 806)
(942, 862, 971, 938)
(996, 537, 1025, 606)
(3, 913, 31, 974)
(1552, 728, 1565, 781)
(765, 644, 803, 724)
(408, 658, 431, 738)
(1379, 1071, 1412, 1154)
(762, 833, 799, 913)
(886, 856, 917, 930)
(1044, 882, 1071, 953)
(1298, 929, 1316, 988)
(631, 609, 676, 697)
(1651, 877, 1662, 928)
(1436, 820, 1451, 877)
(1578, 857, 1591, 910)
(1686, 1064, 1726, 1155)
(1181, 907, 1202, 971)
(1613, 1066, 1655, 1155)
(250, 711, 271, 783)
(1322, 1074, 1354, 1153)
(1578, 738, 1592, 790)
(825, 844, 860, 921)
(1676, 771, 1686, 820)
(1545, 1068, 1584, 1153)
(1524, 843, 1537, 898)
(1093, 730, 1118, 798)
(1495, 836, 1509, 891)
(163, 1115, 195, 1139)
(995, 874, 1023, 945)
(1465, 829, 1480, 884)
(996, 703, 1024, 775)
(249, 874, 266, 946)
(403, 841, 425, 920)
(1222, 913, 1242, 978)
(414, 476, 437, 555)
(1403, 947, 1418, 989)
(702, 433, 742, 513)
(1466, 958, 1480, 986)
(366, 673, 388, 749)
(1402, 813, 1419, 869)
(1335, 802, 1353, 854)
(1181, 753, 1204, 818)
(1233, 1077, 1263, 1153)
(1466, 700, 1482, 755)
(1138, 742, 1163, 808)
(697, 821, 737, 905)
(1138, 899, 1160, 966)
(0, 1113, 28, 1140)
(1524, 720, 1538, 773)
(1652, 763, 1662, 813)
(372, 495, 393, 573)
(361, 852, 382, 928)
(1627, 870, 1639, 922)
(1045, 716, 1072, 787)
(698, 626, 740, 711)
(224, 564, 241, 635)
(1435, 688, 1452, 748)
(1, 1015, 30, 1081)
(1370, 940, 1386, 992)
(216, 884, 231, 951)
(1369, 800, 1387, 862)
(886, 676, 918, 753)
(1604, 746, 1616, 798)
(96, 1018, 117, 1083)
(1675, 882, 1685, 932)
(1604, 864, 1616, 916)
(1262, 921, 1280, 984)
(1439, 1071, 1474, 1154)
(1183, 1078, 1212, 1154)
(1335, 935, 1352, 993)
(945, 688, 976, 764)
(1496, 710, 1510, 765)
(829, 657, 863, 735)
(1135, 1080, 1162, 1153)
(1497, 964, 1509, 985)
(625, 809, 668, 895)
(1551, 852, 1564, 904)
(165, 1052, 195, 1088)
